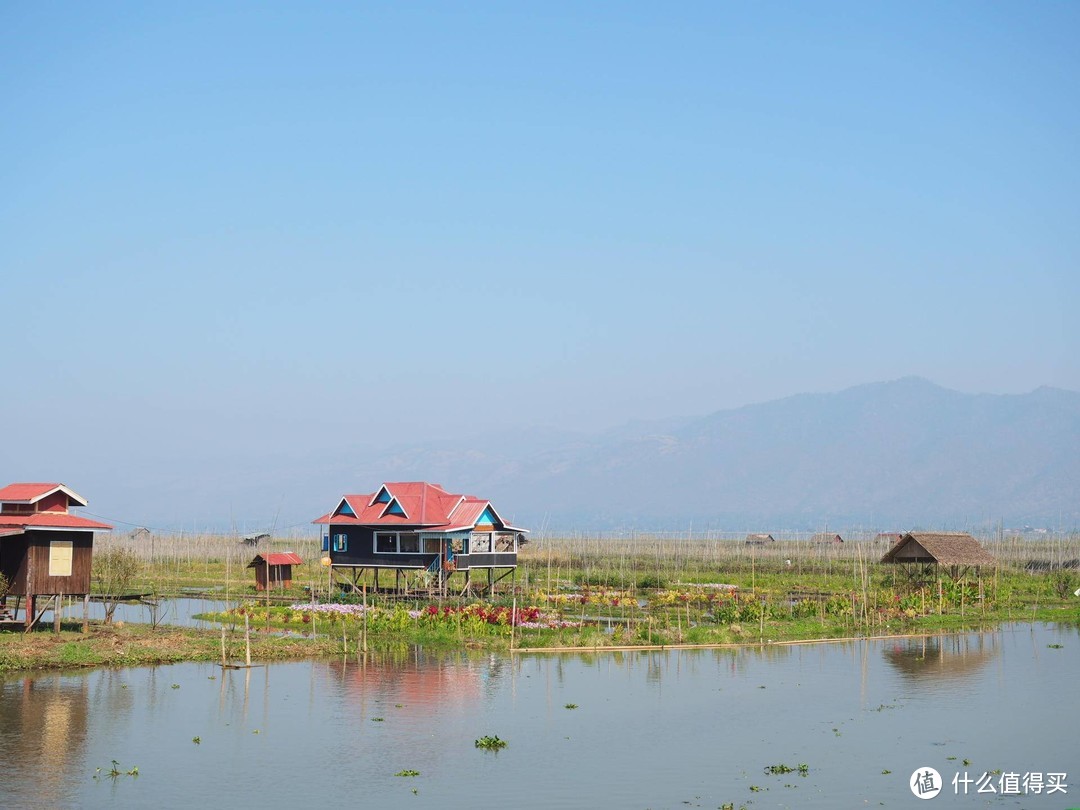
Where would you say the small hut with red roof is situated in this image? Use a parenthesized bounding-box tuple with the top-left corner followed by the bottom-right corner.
(247, 552, 303, 591)
(313, 482, 527, 595)
(0, 483, 112, 627)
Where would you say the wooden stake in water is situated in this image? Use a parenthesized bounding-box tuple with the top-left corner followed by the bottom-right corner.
(510, 596, 517, 651)
(221, 625, 227, 666)
(244, 613, 251, 667)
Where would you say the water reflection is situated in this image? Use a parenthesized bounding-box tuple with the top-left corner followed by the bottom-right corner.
(883, 632, 1000, 681)
(0, 624, 1075, 809)
(0, 674, 89, 808)
(318, 647, 512, 717)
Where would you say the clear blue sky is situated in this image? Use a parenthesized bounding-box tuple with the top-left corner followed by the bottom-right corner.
(2, 3, 1077, 525)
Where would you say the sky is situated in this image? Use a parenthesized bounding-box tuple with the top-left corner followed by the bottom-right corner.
(2, 2, 1078, 527)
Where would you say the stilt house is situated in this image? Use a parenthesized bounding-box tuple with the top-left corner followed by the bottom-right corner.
(880, 531, 996, 582)
(313, 482, 527, 595)
(0, 483, 112, 627)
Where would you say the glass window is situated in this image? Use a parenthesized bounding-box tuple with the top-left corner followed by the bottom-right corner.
(399, 533, 420, 553)
(332, 533, 347, 552)
(423, 537, 442, 554)
(471, 532, 491, 553)
(376, 533, 396, 553)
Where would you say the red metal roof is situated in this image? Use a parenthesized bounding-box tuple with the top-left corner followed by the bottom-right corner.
(313, 482, 526, 533)
(0, 482, 88, 507)
(0, 513, 113, 531)
(260, 552, 303, 566)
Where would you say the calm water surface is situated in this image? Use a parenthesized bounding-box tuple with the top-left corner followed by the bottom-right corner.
(1, 623, 1076, 809)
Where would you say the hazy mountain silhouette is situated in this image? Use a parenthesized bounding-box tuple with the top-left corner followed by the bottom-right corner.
(82, 378, 1078, 532)
(334, 378, 1079, 530)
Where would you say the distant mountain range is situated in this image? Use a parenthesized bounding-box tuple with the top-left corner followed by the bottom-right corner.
(329, 377, 1080, 532)
(91, 377, 1079, 533)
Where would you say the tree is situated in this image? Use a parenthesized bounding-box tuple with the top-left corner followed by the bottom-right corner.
(92, 548, 141, 624)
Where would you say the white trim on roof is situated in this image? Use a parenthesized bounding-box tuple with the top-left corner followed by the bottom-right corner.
(368, 485, 393, 508)
(380, 497, 410, 520)
(0, 484, 88, 507)
(1, 524, 110, 533)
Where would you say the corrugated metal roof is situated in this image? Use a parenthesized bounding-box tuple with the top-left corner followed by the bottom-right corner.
(0, 513, 113, 530)
(315, 483, 527, 533)
(248, 552, 303, 567)
(0, 482, 88, 507)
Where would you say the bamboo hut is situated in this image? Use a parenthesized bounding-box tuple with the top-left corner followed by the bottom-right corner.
(880, 532, 996, 583)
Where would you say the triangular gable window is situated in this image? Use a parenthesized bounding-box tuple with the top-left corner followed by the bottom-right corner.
(335, 500, 356, 517)
(373, 487, 392, 504)
(476, 506, 500, 527)
(385, 499, 406, 517)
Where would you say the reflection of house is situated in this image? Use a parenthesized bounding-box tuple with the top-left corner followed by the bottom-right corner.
(810, 533, 843, 544)
(313, 482, 527, 594)
(0, 483, 112, 627)
(745, 534, 775, 546)
(247, 552, 302, 591)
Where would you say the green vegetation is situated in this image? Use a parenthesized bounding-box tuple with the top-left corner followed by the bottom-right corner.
(0, 623, 342, 673)
(764, 763, 809, 776)
(474, 735, 508, 750)
(91, 547, 142, 624)
(394, 770, 420, 777)
(1, 531, 1076, 671)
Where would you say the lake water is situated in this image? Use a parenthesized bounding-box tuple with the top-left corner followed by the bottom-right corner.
(1, 623, 1076, 809)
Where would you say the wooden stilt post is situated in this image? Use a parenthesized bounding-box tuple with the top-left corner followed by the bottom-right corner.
(53, 593, 62, 633)
(82, 594, 89, 633)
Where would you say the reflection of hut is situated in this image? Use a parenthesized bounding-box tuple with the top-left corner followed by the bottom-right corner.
(247, 552, 302, 591)
(810, 533, 843, 544)
(745, 534, 775, 546)
(883, 633, 1000, 682)
(881, 532, 995, 583)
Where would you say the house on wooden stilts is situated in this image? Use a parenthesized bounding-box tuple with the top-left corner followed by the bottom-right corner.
(0, 483, 112, 628)
(313, 482, 527, 596)
(880, 531, 996, 584)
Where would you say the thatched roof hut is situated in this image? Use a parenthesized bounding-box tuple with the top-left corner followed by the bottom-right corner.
(745, 533, 775, 545)
(810, 532, 843, 544)
(881, 532, 995, 582)
(881, 532, 995, 566)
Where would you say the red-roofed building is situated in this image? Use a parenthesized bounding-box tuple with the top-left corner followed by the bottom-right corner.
(247, 552, 303, 591)
(0, 482, 112, 628)
(313, 482, 527, 594)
